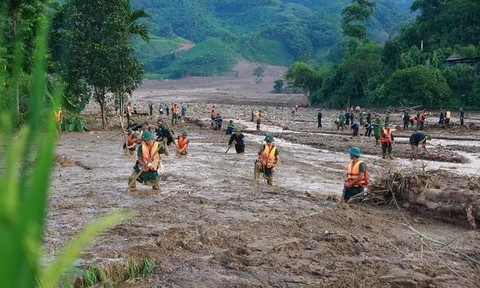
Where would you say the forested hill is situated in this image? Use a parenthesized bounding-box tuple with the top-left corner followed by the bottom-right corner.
(131, 0, 414, 79)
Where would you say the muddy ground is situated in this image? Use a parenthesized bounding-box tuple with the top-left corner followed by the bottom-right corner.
(47, 62, 480, 287)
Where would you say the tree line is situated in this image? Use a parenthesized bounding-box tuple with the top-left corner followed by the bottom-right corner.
(285, 0, 480, 109)
(1, 0, 150, 129)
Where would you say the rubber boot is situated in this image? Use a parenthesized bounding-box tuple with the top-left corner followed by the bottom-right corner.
(128, 173, 138, 194)
(152, 179, 160, 191)
(382, 153, 386, 159)
(254, 162, 261, 182)
(266, 176, 273, 186)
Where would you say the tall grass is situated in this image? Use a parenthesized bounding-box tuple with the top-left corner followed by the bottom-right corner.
(0, 7, 128, 288)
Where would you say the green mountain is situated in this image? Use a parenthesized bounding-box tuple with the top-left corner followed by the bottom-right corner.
(132, 0, 414, 78)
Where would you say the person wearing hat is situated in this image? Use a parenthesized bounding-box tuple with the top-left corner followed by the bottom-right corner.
(409, 131, 431, 160)
(128, 131, 169, 194)
(343, 146, 368, 201)
(373, 114, 383, 145)
(176, 130, 190, 155)
(156, 120, 175, 146)
(380, 122, 394, 159)
(123, 130, 141, 156)
(254, 134, 280, 185)
(227, 127, 245, 153)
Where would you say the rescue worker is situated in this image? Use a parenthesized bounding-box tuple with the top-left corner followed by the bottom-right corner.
(123, 131, 141, 156)
(213, 115, 223, 130)
(227, 127, 245, 153)
(445, 110, 451, 125)
(317, 110, 322, 128)
(171, 103, 179, 125)
(128, 131, 169, 194)
(211, 105, 218, 127)
(409, 131, 431, 160)
(181, 104, 187, 120)
(380, 123, 394, 159)
(254, 135, 279, 185)
(343, 147, 367, 201)
(226, 120, 235, 135)
(351, 122, 359, 136)
(126, 102, 132, 123)
(155, 121, 175, 146)
(418, 110, 426, 130)
(176, 130, 189, 155)
(439, 109, 445, 125)
(373, 114, 383, 145)
(460, 108, 465, 126)
(54, 108, 63, 133)
(402, 110, 409, 130)
(255, 110, 262, 131)
(364, 122, 373, 137)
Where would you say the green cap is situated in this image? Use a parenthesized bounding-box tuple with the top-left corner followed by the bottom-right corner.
(142, 131, 155, 141)
(348, 146, 362, 157)
(182, 130, 188, 136)
(264, 135, 274, 142)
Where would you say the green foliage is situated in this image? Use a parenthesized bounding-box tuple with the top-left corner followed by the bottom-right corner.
(160, 38, 237, 78)
(341, 0, 376, 43)
(73, 257, 155, 287)
(1, 6, 131, 288)
(383, 65, 451, 107)
(129, 0, 414, 75)
(253, 66, 265, 84)
(442, 64, 480, 108)
(273, 79, 284, 93)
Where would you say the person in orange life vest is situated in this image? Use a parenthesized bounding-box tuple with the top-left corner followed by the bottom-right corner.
(176, 130, 190, 155)
(171, 103, 179, 125)
(123, 131, 141, 156)
(343, 146, 367, 201)
(445, 110, 451, 125)
(254, 135, 280, 185)
(128, 131, 169, 194)
(380, 123, 394, 159)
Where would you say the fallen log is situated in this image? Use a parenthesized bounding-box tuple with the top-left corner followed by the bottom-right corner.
(351, 169, 480, 229)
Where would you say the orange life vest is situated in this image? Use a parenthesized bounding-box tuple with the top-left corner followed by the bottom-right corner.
(140, 142, 159, 171)
(127, 134, 138, 147)
(260, 145, 277, 168)
(172, 105, 179, 114)
(380, 127, 392, 143)
(177, 136, 188, 150)
(347, 160, 367, 187)
(445, 111, 451, 118)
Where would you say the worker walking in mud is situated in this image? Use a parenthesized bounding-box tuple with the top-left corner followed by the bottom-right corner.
(373, 114, 383, 145)
(380, 123, 394, 159)
(176, 130, 189, 155)
(460, 108, 465, 126)
(155, 120, 175, 146)
(128, 131, 169, 194)
(54, 108, 63, 133)
(227, 127, 245, 153)
(255, 110, 262, 131)
(317, 110, 322, 128)
(123, 131, 141, 156)
(126, 102, 133, 123)
(402, 110, 409, 130)
(254, 135, 279, 185)
(226, 120, 235, 135)
(343, 147, 368, 201)
(409, 131, 431, 160)
(171, 103, 179, 125)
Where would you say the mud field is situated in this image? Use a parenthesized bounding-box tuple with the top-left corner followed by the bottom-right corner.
(47, 63, 480, 287)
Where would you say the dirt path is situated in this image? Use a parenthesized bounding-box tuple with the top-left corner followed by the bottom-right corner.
(46, 68, 480, 287)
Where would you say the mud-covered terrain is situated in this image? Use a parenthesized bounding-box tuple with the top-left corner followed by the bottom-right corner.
(46, 63, 480, 287)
